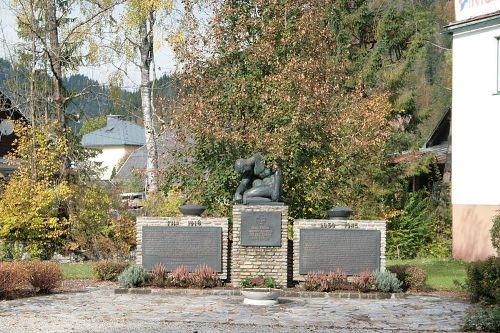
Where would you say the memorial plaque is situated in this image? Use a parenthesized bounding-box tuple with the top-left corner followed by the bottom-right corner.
(299, 229, 380, 275)
(142, 226, 222, 272)
(240, 211, 281, 246)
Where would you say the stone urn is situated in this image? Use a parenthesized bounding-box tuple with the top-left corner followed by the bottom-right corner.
(326, 207, 353, 220)
(241, 288, 281, 305)
(179, 204, 206, 217)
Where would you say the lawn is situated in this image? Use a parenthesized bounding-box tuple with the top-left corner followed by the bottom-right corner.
(62, 262, 95, 280)
(387, 258, 466, 291)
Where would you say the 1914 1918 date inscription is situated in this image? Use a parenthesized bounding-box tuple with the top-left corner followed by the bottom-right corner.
(299, 229, 380, 275)
(142, 226, 222, 272)
(240, 211, 282, 246)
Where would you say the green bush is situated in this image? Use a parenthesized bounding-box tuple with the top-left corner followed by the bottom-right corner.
(462, 306, 500, 332)
(374, 270, 402, 293)
(118, 265, 148, 288)
(93, 261, 129, 281)
(387, 265, 427, 291)
(465, 257, 500, 305)
(387, 191, 432, 259)
(26, 261, 63, 294)
(0, 262, 26, 296)
(491, 213, 500, 255)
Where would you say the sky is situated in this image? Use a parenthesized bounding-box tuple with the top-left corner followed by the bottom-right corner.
(0, 1, 177, 91)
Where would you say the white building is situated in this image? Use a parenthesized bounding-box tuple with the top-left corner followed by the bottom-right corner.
(446, 1, 500, 260)
(81, 115, 146, 180)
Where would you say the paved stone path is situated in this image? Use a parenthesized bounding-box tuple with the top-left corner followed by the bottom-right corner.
(0, 288, 471, 332)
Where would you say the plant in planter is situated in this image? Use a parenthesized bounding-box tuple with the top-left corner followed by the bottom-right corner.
(240, 276, 280, 305)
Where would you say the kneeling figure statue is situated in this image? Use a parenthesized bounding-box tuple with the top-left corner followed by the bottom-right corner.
(233, 153, 282, 205)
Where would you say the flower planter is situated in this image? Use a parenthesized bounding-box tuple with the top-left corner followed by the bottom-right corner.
(179, 204, 206, 216)
(326, 207, 353, 220)
(241, 288, 280, 305)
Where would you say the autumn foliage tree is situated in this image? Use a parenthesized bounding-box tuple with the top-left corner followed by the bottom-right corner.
(0, 122, 72, 258)
(169, 0, 396, 218)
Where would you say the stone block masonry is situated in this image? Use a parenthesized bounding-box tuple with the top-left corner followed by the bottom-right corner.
(231, 205, 289, 287)
(136, 216, 229, 280)
(293, 219, 386, 282)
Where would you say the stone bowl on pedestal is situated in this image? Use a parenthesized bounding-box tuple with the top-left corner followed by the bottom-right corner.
(326, 207, 353, 220)
(241, 288, 281, 305)
(179, 204, 206, 217)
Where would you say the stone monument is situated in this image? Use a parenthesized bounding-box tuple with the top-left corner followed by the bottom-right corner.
(231, 154, 289, 287)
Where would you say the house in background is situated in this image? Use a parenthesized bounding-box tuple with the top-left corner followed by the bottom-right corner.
(445, 1, 500, 261)
(0, 91, 25, 179)
(81, 115, 146, 180)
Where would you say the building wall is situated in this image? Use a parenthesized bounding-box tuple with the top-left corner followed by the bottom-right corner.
(90, 146, 138, 180)
(452, 22, 500, 260)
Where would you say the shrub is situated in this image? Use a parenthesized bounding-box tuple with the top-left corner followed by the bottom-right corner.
(465, 257, 500, 305)
(462, 306, 500, 332)
(352, 272, 375, 292)
(326, 270, 348, 291)
(191, 265, 219, 289)
(118, 265, 148, 288)
(302, 272, 329, 292)
(26, 261, 63, 294)
(387, 265, 427, 291)
(374, 270, 402, 293)
(172, 266, 191, 288)
(93, 261, 129, 281)
(0, 262, 26, 296)
(149, 263, 171, 288)
(491, 213, 500, 255)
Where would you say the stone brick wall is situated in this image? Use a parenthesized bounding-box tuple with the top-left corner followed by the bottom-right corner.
(136, 216, 229, 280)
(293, 219, 386, 282)
(231, 205, 289, 287)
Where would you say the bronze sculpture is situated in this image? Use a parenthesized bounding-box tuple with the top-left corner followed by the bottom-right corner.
(233, 154, 282, 204)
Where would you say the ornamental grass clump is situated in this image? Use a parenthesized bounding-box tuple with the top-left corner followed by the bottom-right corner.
(302, 272, 329, 292)
(118, 265, 148, 288)
(326, 270, 349, 291)
(0, 262, 26, 296)
(93, 260, 129, 281)
(172, 265, 191, 288)
(149, 263, 172, 288)
(352, 272, 375, 292)
(374, 270, 402, 293)
(191, 265, 219, 289)
(26, 261, 63, 294)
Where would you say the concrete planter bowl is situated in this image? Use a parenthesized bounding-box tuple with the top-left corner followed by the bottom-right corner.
(241, 288, 281, 305)
(178, 204, 206, 217)
(327, 207, 353, 220)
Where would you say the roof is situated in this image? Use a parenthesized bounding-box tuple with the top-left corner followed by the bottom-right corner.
(112, 129, 190, 182)
(444, 10, 500, 33)
(81, 115, 146, 147)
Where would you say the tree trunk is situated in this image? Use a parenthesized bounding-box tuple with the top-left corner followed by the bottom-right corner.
(139, 14, 158, 194)
(46, 0, 64, 127)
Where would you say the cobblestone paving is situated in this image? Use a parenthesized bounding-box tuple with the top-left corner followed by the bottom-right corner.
(0, 288, 471, 332)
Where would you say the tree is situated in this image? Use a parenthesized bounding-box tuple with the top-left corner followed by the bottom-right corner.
(108, 0, 175, 194)
(170, 0, 396, 218)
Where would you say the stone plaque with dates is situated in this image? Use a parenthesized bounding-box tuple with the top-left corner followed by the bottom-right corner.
(299, 229, 380, 275)
(240, 211, 281, 246)
(142, 226, 222, 272)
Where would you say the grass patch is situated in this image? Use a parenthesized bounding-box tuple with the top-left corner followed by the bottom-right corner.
(62, 262, 95, 280)
(387, 258, 466, 291)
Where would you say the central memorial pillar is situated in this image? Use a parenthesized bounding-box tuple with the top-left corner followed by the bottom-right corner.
(231, 204, 289, 287)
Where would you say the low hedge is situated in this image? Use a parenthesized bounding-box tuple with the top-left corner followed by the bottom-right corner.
(465, 256, 500, 305)
(93, 260, 129, 281)
(0, 261, 63, 296)
(387, 265, 427, 291)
